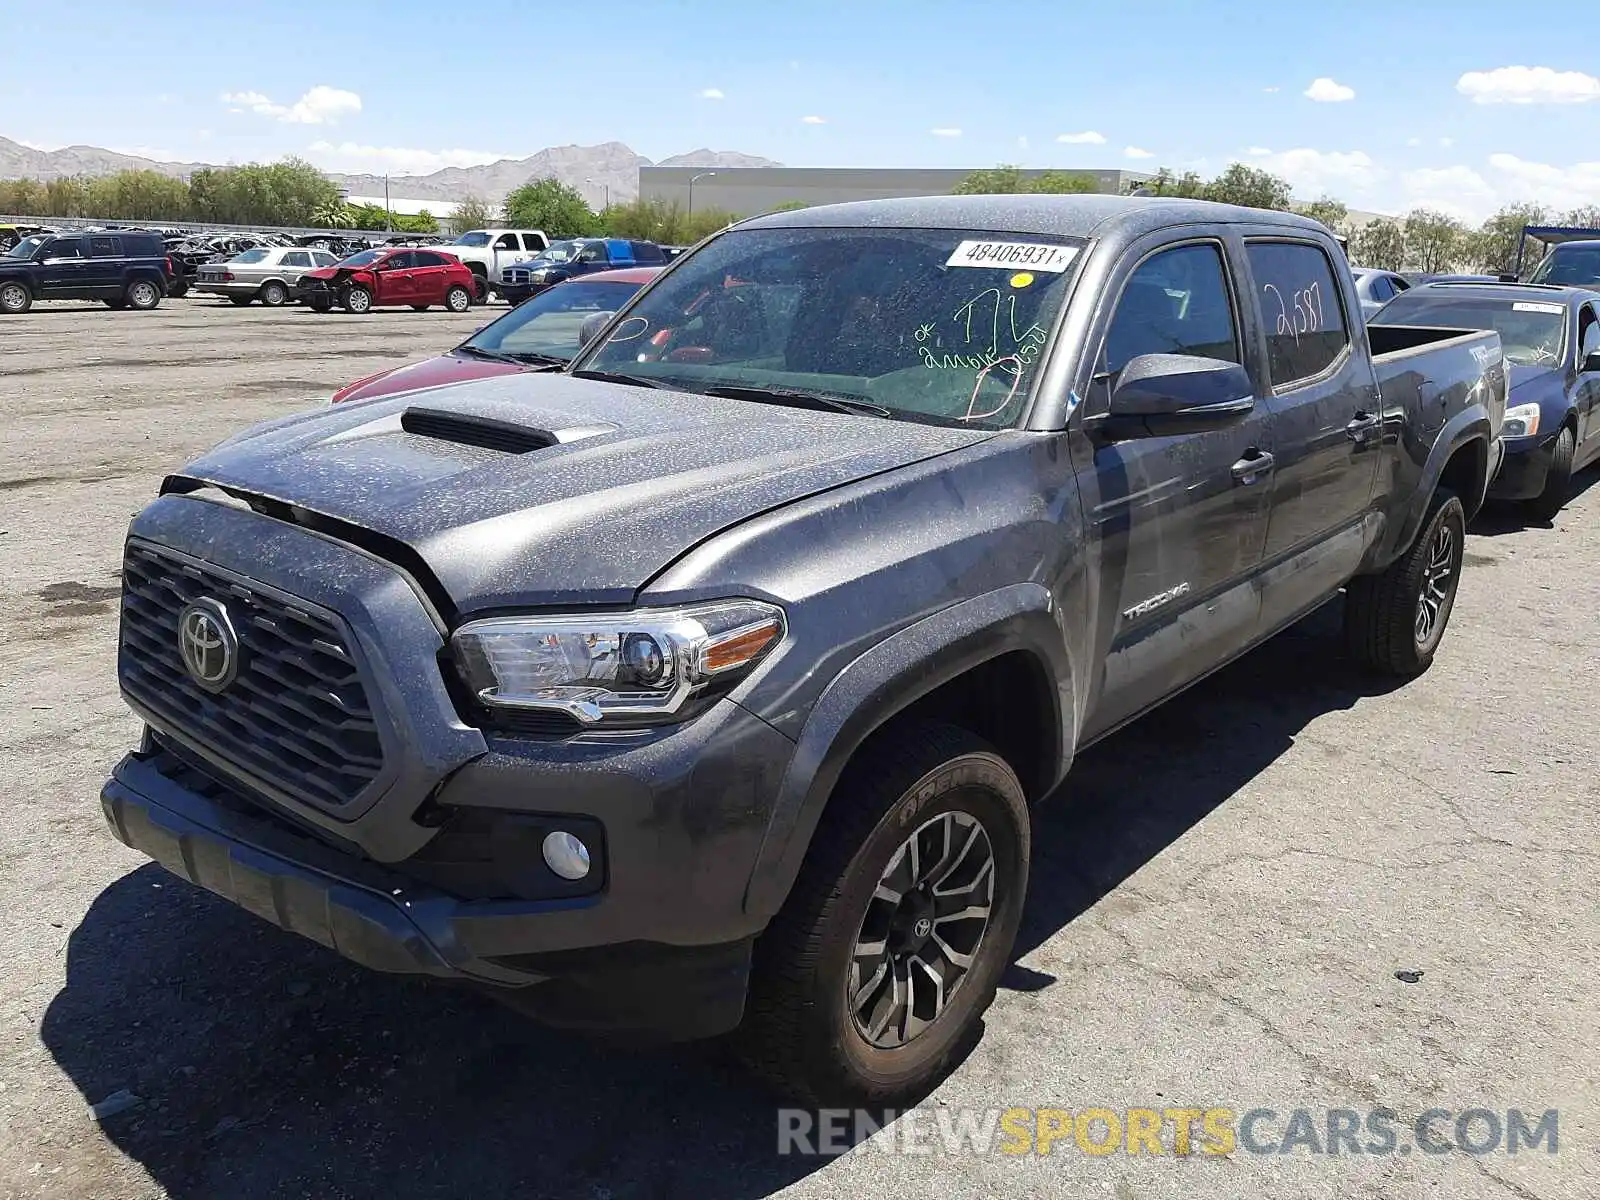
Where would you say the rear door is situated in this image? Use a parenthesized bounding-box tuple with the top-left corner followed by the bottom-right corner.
(1075, 232, 1279, 740)
(279, 249, 312, 282)
(411, 250, 451, 302)
(1244, 237, 1382, 630)
(85, 235, 124, 296)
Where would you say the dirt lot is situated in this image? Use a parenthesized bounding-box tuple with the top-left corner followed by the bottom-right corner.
(1, 297, 1597, 1200)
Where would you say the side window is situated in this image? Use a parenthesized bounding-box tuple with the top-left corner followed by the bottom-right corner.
(313, 251, 337, 266)
(1579, 306, 1600, 363)
(1101, 242, 1241, 378)
(281, 251, 310, 268)
(382, 251, 416, 270)
(574, 242, 607, 263)
(1367, 275, 1393, 303)
(88, 236, 119, 257)
(1390, 274, 1410, 293)
(44, 238, 83, 259)
(494, 234, 519, 250)
(518, 234, 542, 251)
(1246, 241, 1351, 387)
(632, 242, 665, 263)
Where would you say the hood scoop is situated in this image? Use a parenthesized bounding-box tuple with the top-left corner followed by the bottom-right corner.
(400, 406, 559, 454)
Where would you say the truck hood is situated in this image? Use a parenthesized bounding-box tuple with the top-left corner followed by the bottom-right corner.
(175, 373, 995, 611)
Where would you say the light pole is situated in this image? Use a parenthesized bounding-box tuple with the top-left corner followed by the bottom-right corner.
(585, 177, 610, 211)
(688, 171, 716, 218)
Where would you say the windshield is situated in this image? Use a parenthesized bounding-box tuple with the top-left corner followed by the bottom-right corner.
(574, 226, 1082, 428)
(231, 248, 270, 264)
(465, 278, 650, 362)
(452, 231, 491, 247)
(529, 239, 577, 264)
(1372, 295, 1568, 367)
(8, 235, 49, 259)
(337, 250, 383, 268)
(1530, 245, 1600, 286)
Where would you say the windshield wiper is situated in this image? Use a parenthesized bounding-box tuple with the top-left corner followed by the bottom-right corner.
(568, 368, 669, 389)
(503, 350, 567, 369)
(455, 344, 521, 365)
(701, 384, 892, 418)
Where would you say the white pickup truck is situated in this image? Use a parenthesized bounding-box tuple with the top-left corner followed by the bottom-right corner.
(436, 229, 550, 300)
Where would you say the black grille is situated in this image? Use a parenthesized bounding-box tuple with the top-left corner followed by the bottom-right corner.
(119, 541, 384, 811)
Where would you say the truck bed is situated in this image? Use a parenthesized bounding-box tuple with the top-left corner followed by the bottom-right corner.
(1367, 324, 1507, 437)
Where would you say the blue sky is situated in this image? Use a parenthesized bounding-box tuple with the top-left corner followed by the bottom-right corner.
(4, 0, 1599, 220)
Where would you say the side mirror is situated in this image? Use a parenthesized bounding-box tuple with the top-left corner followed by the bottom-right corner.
(1102, 353, 1255, 438)
(1583, 350, 1600, 374)
(578, 310, 616, 348)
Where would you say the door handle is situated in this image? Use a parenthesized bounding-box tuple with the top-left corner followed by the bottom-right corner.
(1346, 411, 1381, 443)
(1231, 449, 1275, 485)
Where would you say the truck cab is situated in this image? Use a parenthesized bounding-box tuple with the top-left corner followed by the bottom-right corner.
(437, 229, 551, 299)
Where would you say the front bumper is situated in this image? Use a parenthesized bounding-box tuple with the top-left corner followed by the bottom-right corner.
(1488, 433, 1554, 500)
(103, 737, 763, 1039)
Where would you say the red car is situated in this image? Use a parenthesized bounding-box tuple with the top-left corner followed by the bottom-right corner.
(295, 247, 479, 315)
(330, 266, 662, 402)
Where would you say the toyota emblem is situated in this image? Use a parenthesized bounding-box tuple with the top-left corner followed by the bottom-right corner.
(177, 599, 240, 692)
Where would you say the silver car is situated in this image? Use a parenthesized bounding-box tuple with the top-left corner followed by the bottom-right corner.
(193, 247, 340, 307)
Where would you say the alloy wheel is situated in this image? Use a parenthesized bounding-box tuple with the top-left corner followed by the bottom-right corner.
(130, 282, 157, 308)
(0, 282, 26, 312)
(1414, 522, 1455, 646)
(848, 810, 995, 1050)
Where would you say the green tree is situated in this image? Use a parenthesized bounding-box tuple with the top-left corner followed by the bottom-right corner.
(450, 193, 495, 233)
(952, 165, 1030, 195)
(1402, 208, 1468, 273)
(1296, 196, 1349, 235)
(766, 199, 809, 213)
(1029, 170, 1097, 194)
(1350, 218, 1406, 271)
(504, 177, 598, 239)
(1202, 163, 1292, 211)
(1474, 203, 1550, 275)
(1144, 168, 1205, 198)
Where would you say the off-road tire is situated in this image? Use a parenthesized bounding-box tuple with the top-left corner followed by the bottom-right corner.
(738, 721, 1030, 1104)
(1526, 426, 1575, 523)
(1344, 488, 1465, 677)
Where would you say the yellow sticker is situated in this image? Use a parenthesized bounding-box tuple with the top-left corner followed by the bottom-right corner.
(1010, 272, 1035, 288)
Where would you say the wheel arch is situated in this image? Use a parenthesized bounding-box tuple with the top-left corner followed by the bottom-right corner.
(741, 584, 1074, 923)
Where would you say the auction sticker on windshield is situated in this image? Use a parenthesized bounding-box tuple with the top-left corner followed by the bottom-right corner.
(946, 241, 1079, 272)
(1513, 301, 1565, 314)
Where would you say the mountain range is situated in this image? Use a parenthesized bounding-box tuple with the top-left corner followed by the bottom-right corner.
(0, 136, 779, 204)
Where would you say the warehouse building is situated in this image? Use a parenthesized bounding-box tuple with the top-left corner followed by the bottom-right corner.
(639, 166, 1155, 216)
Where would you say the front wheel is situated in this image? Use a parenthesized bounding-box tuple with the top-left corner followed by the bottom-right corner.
(342, 285, 372, 314)
(738, 721, 1029, 1104)
(445, 285, 472, 313)
(126, 279, 161, 310)
(0, 281, 33, 314)
(1344, 489, 1465, 677)
(1525, 426, 1575, 523)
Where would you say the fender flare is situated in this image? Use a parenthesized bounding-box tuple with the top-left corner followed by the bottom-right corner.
(741, 583, 1074, 921)
(1381, 408, 1493, 566)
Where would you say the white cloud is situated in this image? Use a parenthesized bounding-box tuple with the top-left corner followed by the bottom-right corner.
(1397, 165, 1497, 222)
(1406, 136, 1422, 147)
(699, 87, 725, 100)
(1263, 86, 1281, 94)
(1250, 147, 1384, 196)
(305, 141, 512, 173)
(1246, 146, 1271, 156)
(930, 127, 962, 138)
(1056, 130, 1106, 145)
(800, 115, 826, 124)
(220, 85, 360, 125)
(1439, 136, 1455, 148)
(1304, 77, 1356, 103)
(1457, 65, 1600, 105)
(1124, 146, 1155, 160)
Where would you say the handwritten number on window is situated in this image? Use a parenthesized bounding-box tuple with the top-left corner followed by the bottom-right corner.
(1263, 281, 1323, 346)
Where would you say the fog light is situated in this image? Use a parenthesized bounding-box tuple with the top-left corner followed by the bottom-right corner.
(542, 830, 591, 880)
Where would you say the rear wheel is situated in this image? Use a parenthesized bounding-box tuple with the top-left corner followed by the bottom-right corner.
(342, 286, 373, 314)
(445, 285, 472, 313)
(1344, 489, 1465, 677)
(0, 281, 33, 314)
(258, 280, 288, 307)
(126, 279, 161, 310)
(738, 721, 1029, 1104)
(1526, 426, 1575, 523)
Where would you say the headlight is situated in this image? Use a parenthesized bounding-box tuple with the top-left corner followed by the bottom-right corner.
(1502, 402, 1540, 438)
(451, 599, 785, 727)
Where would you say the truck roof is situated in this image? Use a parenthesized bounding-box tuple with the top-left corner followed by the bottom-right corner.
(740, 193, 1329, 240)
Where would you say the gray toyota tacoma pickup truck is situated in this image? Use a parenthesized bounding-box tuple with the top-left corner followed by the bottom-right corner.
(102, 195, 1505, 1102)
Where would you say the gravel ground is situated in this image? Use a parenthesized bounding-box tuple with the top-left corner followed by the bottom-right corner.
(1, 297, 1596, 1200)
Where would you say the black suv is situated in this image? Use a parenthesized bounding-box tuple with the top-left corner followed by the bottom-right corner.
(0, 229, 170, 313)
